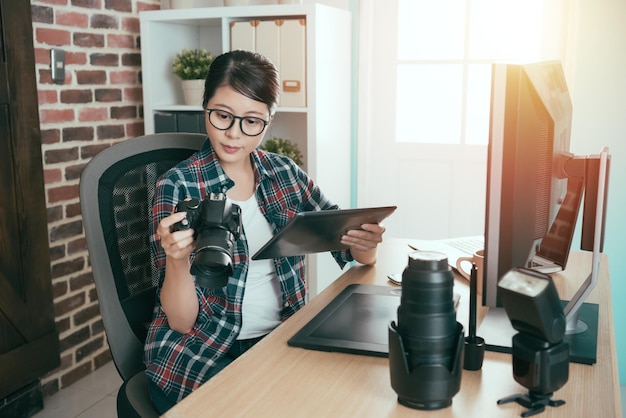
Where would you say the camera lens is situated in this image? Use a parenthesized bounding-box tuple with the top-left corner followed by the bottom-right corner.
(189, 194, 242, 289)
(397, 251, 457, 370)
(191, 229, 237, 288)
(388, 250, 464, 410)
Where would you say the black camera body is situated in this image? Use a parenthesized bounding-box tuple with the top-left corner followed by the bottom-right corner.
(171, 193, 242, 288)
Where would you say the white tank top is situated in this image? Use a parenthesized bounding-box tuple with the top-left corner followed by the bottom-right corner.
(230, 194, 282, 339)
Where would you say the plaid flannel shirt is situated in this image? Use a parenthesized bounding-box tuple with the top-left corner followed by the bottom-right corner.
(144, 138, 352, 402)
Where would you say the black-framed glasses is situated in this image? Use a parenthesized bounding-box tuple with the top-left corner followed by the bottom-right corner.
(205, 109, 269, 137)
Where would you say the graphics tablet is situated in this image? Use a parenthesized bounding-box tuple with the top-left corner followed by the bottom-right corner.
(251, 206, 396, 260)
(287, 284, 401, 357)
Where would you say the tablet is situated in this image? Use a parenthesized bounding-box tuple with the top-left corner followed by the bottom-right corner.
(251, 206, 397, 260)
(287, 283, 461, 357)
(287, 284, 401, 357)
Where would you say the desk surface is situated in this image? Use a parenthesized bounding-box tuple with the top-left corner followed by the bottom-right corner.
(164, 239, 621, 418)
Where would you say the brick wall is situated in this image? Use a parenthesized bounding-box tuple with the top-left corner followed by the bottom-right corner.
(30, 0, 160, 397)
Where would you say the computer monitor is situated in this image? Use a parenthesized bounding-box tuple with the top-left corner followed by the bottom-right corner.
(479, 60, 610, 364)
(482, 60, 573, 309)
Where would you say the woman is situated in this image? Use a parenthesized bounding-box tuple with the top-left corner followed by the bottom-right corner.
(145, 50, 386, 413)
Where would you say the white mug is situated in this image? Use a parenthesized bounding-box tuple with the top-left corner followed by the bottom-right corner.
(455, 249, 484, 294)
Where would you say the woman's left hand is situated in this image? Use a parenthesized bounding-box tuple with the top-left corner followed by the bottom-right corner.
(341, 223, 386, 265)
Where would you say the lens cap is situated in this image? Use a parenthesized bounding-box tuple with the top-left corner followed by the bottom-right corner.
(408, 250, 449, 271)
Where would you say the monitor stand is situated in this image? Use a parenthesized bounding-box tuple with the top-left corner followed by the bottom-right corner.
(479, 302, 599, 365)
(480, 147, 609, 367)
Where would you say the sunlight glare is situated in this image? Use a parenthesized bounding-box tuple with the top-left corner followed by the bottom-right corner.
(469, 0, 545, 61)
(398, 0, 466, 60)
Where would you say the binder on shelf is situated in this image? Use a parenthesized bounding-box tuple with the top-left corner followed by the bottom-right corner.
(256, 20, 280, 75)
(229, 18, 307, 108)
(230, 20, 257, 52)
(279, 19, 306, 107)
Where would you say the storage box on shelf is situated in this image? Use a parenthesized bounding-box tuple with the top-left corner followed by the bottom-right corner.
(140, 4, 352, 295)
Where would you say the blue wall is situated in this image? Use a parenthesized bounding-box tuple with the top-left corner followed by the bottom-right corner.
(568, 0, 626, 383)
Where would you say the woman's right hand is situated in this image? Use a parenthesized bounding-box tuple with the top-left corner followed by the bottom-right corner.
(157, 211, 200, 333)
(157, 211, 196, 261)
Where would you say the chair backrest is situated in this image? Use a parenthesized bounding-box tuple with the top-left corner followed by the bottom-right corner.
(80, 133, 206, 382)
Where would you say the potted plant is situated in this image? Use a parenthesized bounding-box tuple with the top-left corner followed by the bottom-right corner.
(172, 48, 213, 106)
(258, 136, 304, 167)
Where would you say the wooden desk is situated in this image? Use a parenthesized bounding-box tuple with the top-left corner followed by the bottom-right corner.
(164, 239, 621, 418)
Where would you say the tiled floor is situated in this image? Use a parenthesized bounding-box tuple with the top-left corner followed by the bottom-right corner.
(31, 361, 626, 417)
(33, 362, 121, 418)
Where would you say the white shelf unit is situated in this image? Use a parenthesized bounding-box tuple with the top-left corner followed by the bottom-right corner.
(140, 5, 353, 296)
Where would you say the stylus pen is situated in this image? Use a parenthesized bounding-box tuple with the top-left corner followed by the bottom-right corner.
(469, 264, 477, 342)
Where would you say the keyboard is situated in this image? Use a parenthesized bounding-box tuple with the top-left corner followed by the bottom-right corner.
(446, 237, 484, 255)
(409, 235, 484, 269)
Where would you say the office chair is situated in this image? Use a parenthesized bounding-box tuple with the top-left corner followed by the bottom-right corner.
(80, 133, 206, 417)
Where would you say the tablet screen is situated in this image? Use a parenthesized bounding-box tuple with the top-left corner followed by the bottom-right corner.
(252, 206, 396, 260)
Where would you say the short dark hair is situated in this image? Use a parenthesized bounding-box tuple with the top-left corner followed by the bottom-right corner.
(202, 50, 280, 116)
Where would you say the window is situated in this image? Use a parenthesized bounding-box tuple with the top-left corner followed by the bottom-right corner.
(394, 0, 565, 145)
(357, 0, 571, 239)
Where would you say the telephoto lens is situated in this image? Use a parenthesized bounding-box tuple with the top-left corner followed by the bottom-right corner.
(388, 250, 464, 410)
(397, 251, 458, 370)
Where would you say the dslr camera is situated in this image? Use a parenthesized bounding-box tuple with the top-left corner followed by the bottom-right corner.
(170, 193, 242, 288)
